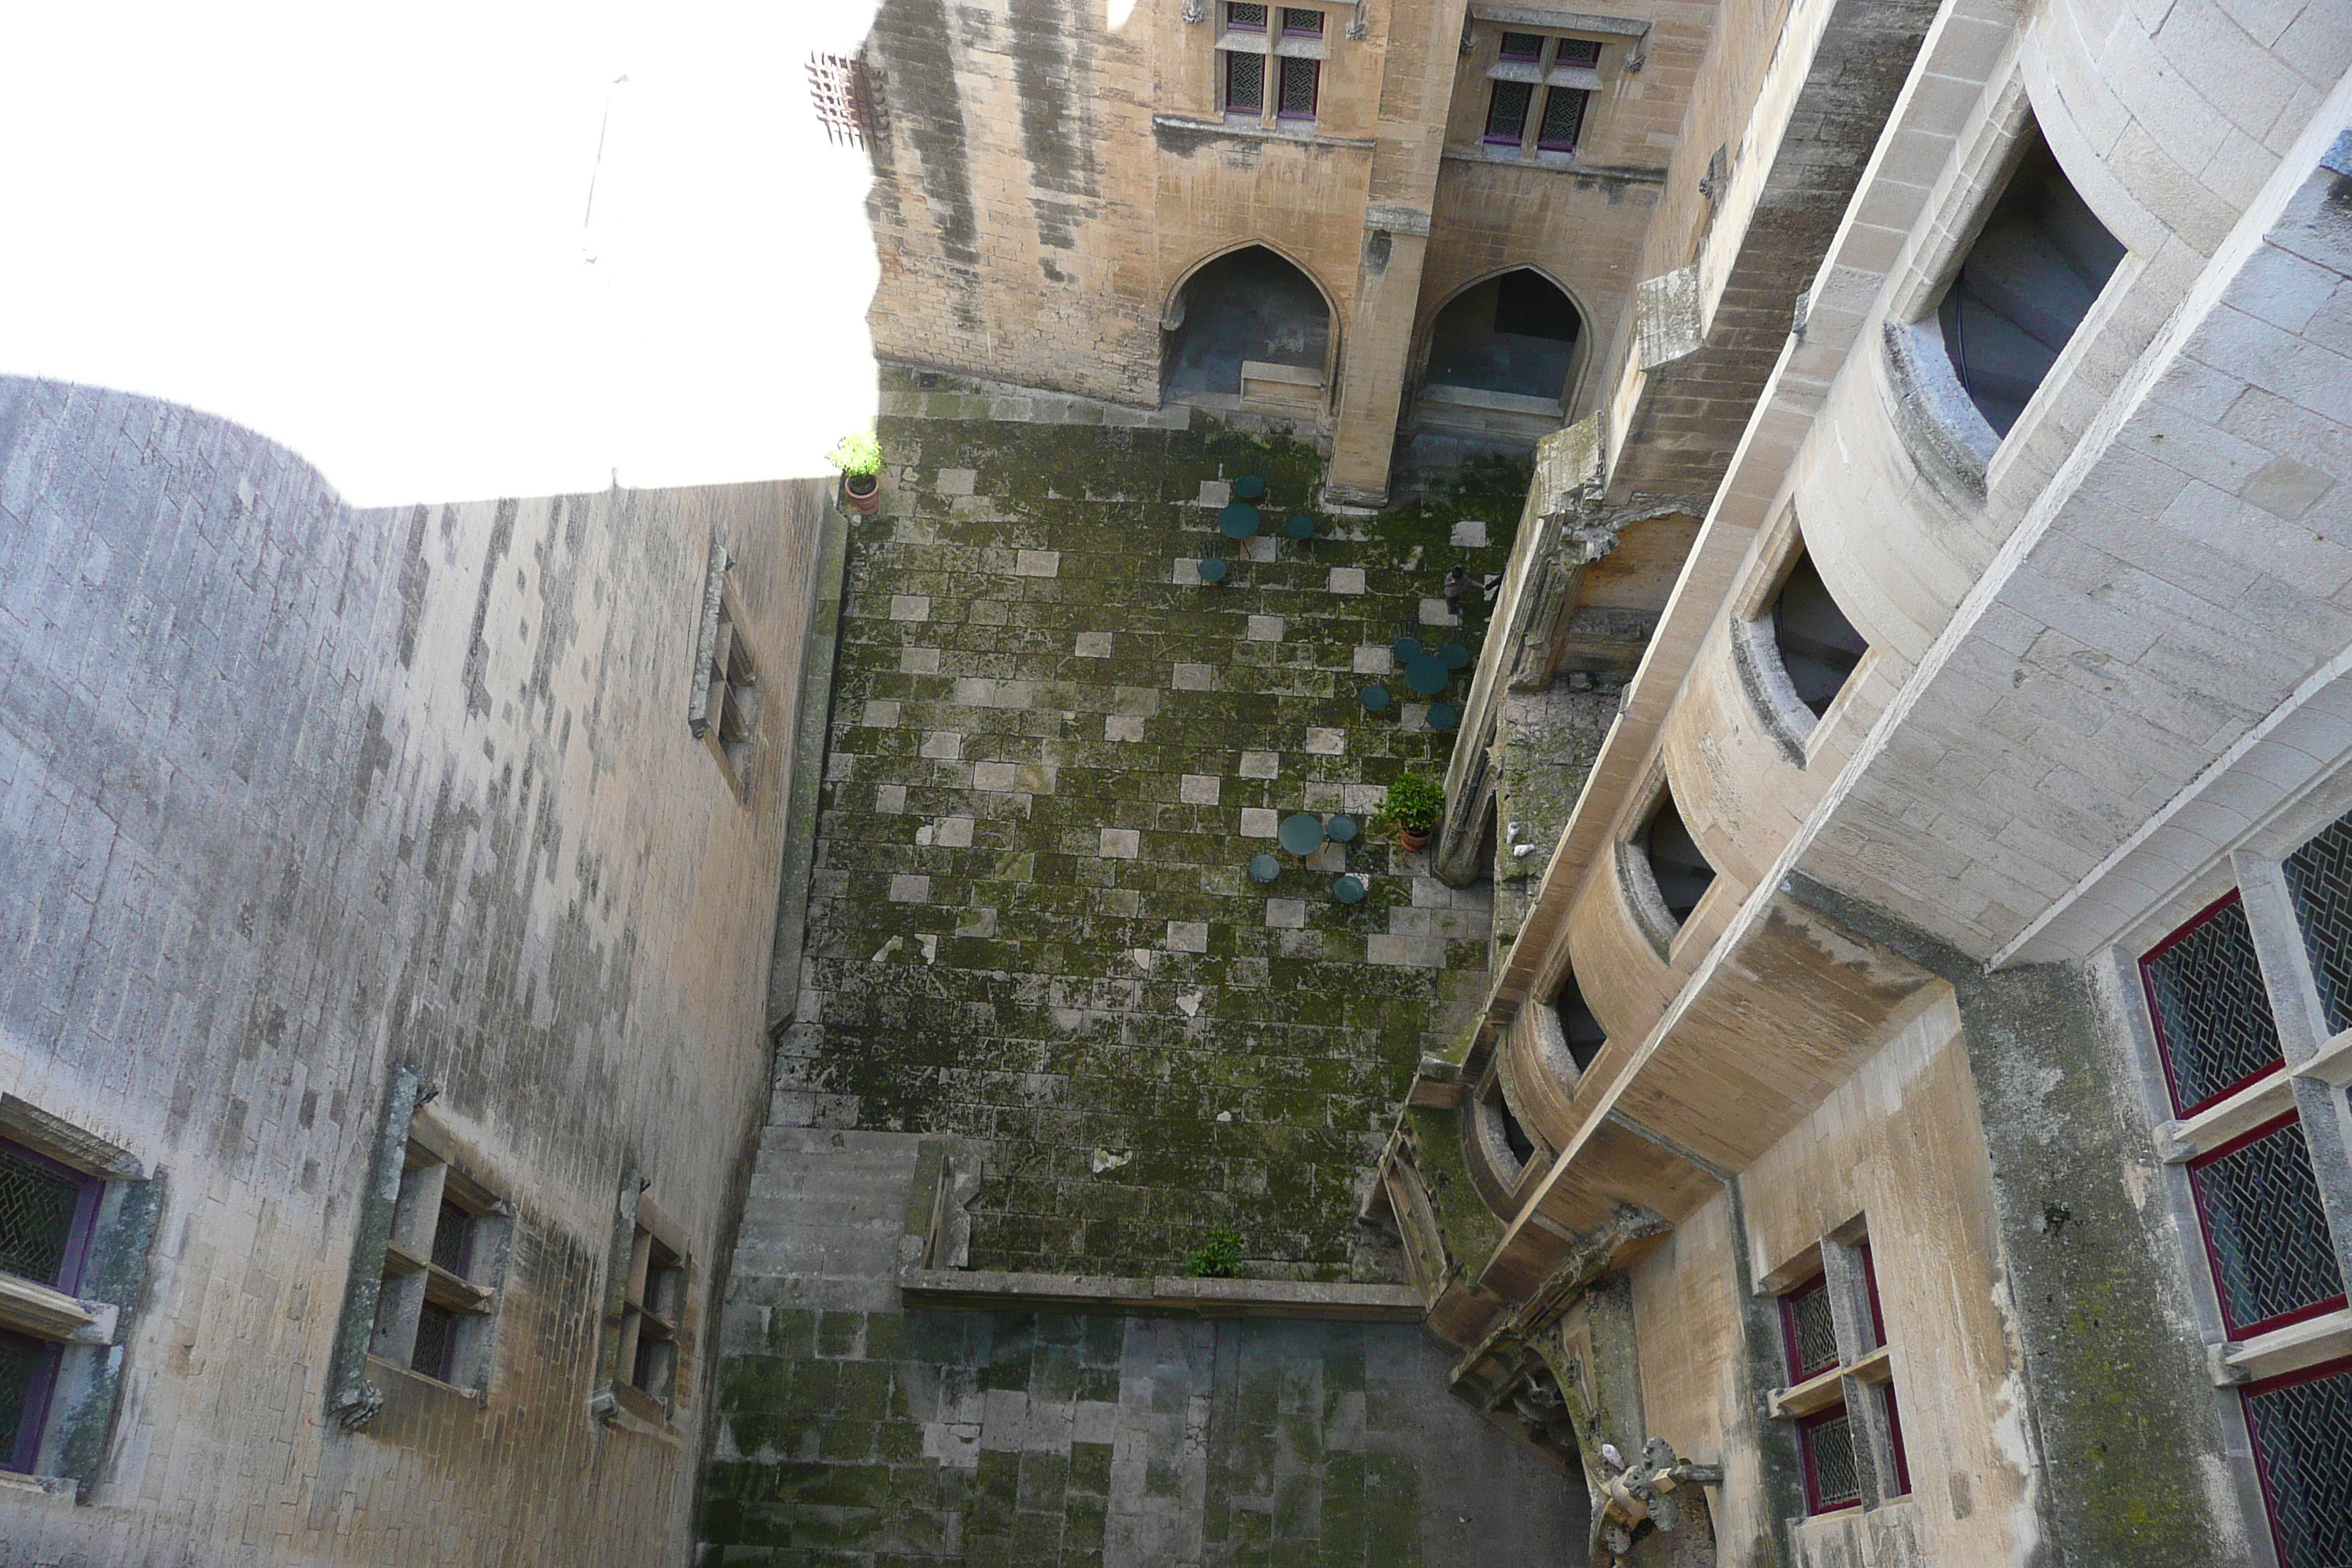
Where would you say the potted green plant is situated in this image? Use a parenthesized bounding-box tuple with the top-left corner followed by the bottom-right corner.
(829, 432, 885, 516)
(1374, 771, 1445, 852)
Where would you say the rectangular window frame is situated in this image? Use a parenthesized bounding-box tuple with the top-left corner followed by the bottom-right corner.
(593, 1181, 697, 1431)
(1782, 1272, 1839, 1382)
(1798, 1404, 1862, 1515)
(366, 1130, 509, 1395)
(1276, 55, 1319, 121)
(1483, 78, 1534, 146)
(2139, 890, 2287, 1117)
(1496, 30, 1545, 61)
(1535, 86, 1588, 153)
(1225, 1, 1267, 29)
(1280, 6, 1324, 37)
(1224, 48, 1265, 116)
(2242, 1353, 2352, 1568)
(2185, 1108, 2348, 1339)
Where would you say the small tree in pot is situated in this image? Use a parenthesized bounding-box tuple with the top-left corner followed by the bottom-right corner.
(1373, 771, 1444, 851)
(829, 432, 885, 516)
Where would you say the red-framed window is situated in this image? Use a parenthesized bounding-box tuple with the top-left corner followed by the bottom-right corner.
(1798, 1405, 1862, 1513)
(1225, 2, 1268, 29)
(2285, 813, 2352, 1036)
(2242, 1354, 2352, 1568)
(1782, 1273, 1839, 1382)
(1225, 50, 1265, 115)
(1484, 80, 1533, 145)
(1536, 86, 1587, 152)
(1276, 56, 1318, 120)
(2140, 892, 2285, 1116)
(1496, 30, 1545, 61)
(2187, 1110, 2347, 1338)
(0, 1138, 102, 1476)
(1554, 37, 1602, 67)
(1877, 1382, 1913, 1498)
(1281, 7, 1324, 37)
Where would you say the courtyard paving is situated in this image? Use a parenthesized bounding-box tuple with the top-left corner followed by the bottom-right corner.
(774, 416, 1523, 1279)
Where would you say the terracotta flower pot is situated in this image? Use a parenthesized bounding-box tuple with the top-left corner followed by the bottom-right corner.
(843, 472, 881, 516)
(1399, 826, 1433, 851)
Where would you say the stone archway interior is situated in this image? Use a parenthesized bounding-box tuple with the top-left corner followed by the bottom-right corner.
(1425, 269, 1582, 403)
(1164, 246, 1332, 399)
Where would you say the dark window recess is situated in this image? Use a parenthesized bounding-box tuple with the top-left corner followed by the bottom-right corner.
(0, 1139, 96, 1291)
(1493, 270, 1577, 341)
(411, 1302, 459, 1382)
(2244, 1357, 2352, 1568)
(1226, 50, 1264, 113)
(2285, 813, 2352, 1037)
(2141, 893, 2285, 1116)
(1485, 80, 1533, 144)
(1497, 31, 1545, 60)
(1553, 973, 1607, 1071)
(1937, 126, 2125, 436)
(1771, 549, 1868, 719)
(1281, 7, 1323, 35)
(1537, 87, 1587, 152)
(1783, 1275, 1839, 1381)
(1226, 2, 1267, 27)
(1641, 791, 1716, 925)
(620, 1228, 687, 1406)
(1880, 1384, 1914, 1498)
(431, 1200, 473, 1275)
(1801, 1406, 1861, 1513)
(1554, 37, 1602, 67)
(1858, 1242, 1888, 1352)
(1488, 1084, 1536, 1167)
(1278, 56, 1319, 118)
(2189, 1112, 2347, 1337)
(0, 1327, 58, 1474)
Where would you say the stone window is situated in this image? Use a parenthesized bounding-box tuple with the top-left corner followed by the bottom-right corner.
(0, 1097, 157, 1493)
(1931, 121, 2124, 438)
(1768, 549, 1866, 720)
(1627, 783, 1716, 943)
(366, 1126, 508, 1392)
(1550, 972, 1607, 1074)
(688, 541, 763, 794)
(2242, 1356, 2352, 1568)
(592, 1180, 695, 1430)
(1471, 29, 1606, 158)
(2127, 822, 2352, 1564)
(1766, 1229, 1912, 1523)
(1215, 1, 1328, 127)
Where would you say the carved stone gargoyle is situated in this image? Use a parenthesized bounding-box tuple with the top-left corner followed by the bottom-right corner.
(1594, 1436, 1724, 1563)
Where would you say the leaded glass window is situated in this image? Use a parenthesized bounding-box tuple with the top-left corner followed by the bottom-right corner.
(0, 1139, 92, 1289)
(2286, 814, 2352, 1037)
(0, 1328, 53, 1473)
(1226, 2, 1267, 28)
(1537, 87, 1587, 152)
(2190, 1113, 2346, 1335)
(1281, 7, 1323, 36)
(1784, 1275, 1838, 1380)
(2141, 894, 2284, 1115)
(1801, 1407, 1861, 1512)
(1225, 50, 1264, 115)
(1277, 56, 1318, 119)
(1554, 37, 1602, 67)
(1485, 80, 1532, 145)
(1497, 31, 1545, 61)
(2245, 1357, 2352, 1568)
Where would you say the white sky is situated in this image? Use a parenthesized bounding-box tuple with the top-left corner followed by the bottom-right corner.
(0, 1, 883, 506)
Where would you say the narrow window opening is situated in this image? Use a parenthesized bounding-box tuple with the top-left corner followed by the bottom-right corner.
(1552, 973, 1607, 1071)
(0, 1329, 55, 1474)
(1878, 1384, 1914, 1498)
(1277, 56, 1319, 120)
(1935, 124, 2125, 437)
(2284, 812, 2352, 1036)
(1800, 1406, 1861, 1513)
(1225, 50, 1265, 115)
(1536, 87, 1587, 152)
(1782, 1274, 1839, 1382)
(1771, 549, 1868, 719)
(1484, 80, 1533, 145)
(1487, 1082, 1535, 1166)
(1640, 789, 1716, 927)
(617, 1220, 689, 1411)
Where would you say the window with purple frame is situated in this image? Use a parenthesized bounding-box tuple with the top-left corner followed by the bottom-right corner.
(1485, 80, 1534, 145)
(1497, 31, 1545, 61)
(1226, 2, 1267, 29)
(0, 1137, 101, 1473)
(1281, 7, 1324, 37)
(1278, 56, 1319, 120)
(1878, 1383, 1913, 1497)
(1536, 87, 1587, 152)
(1553, 37, 1602, 67)
(2243, 1354, 2352, 1568)
(1226, 50, 1265, 115)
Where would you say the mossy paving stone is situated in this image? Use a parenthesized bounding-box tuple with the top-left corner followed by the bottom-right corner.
(801, 418, 1520, 1278)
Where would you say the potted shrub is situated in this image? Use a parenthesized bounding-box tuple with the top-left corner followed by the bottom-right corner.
(829, 432, 885, 516)
(1375, 771, 1444, 852)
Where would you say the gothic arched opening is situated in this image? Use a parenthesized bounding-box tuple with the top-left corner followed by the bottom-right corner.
(1422, 268, 1582, 407)
(1163, 246, 1332, 407)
